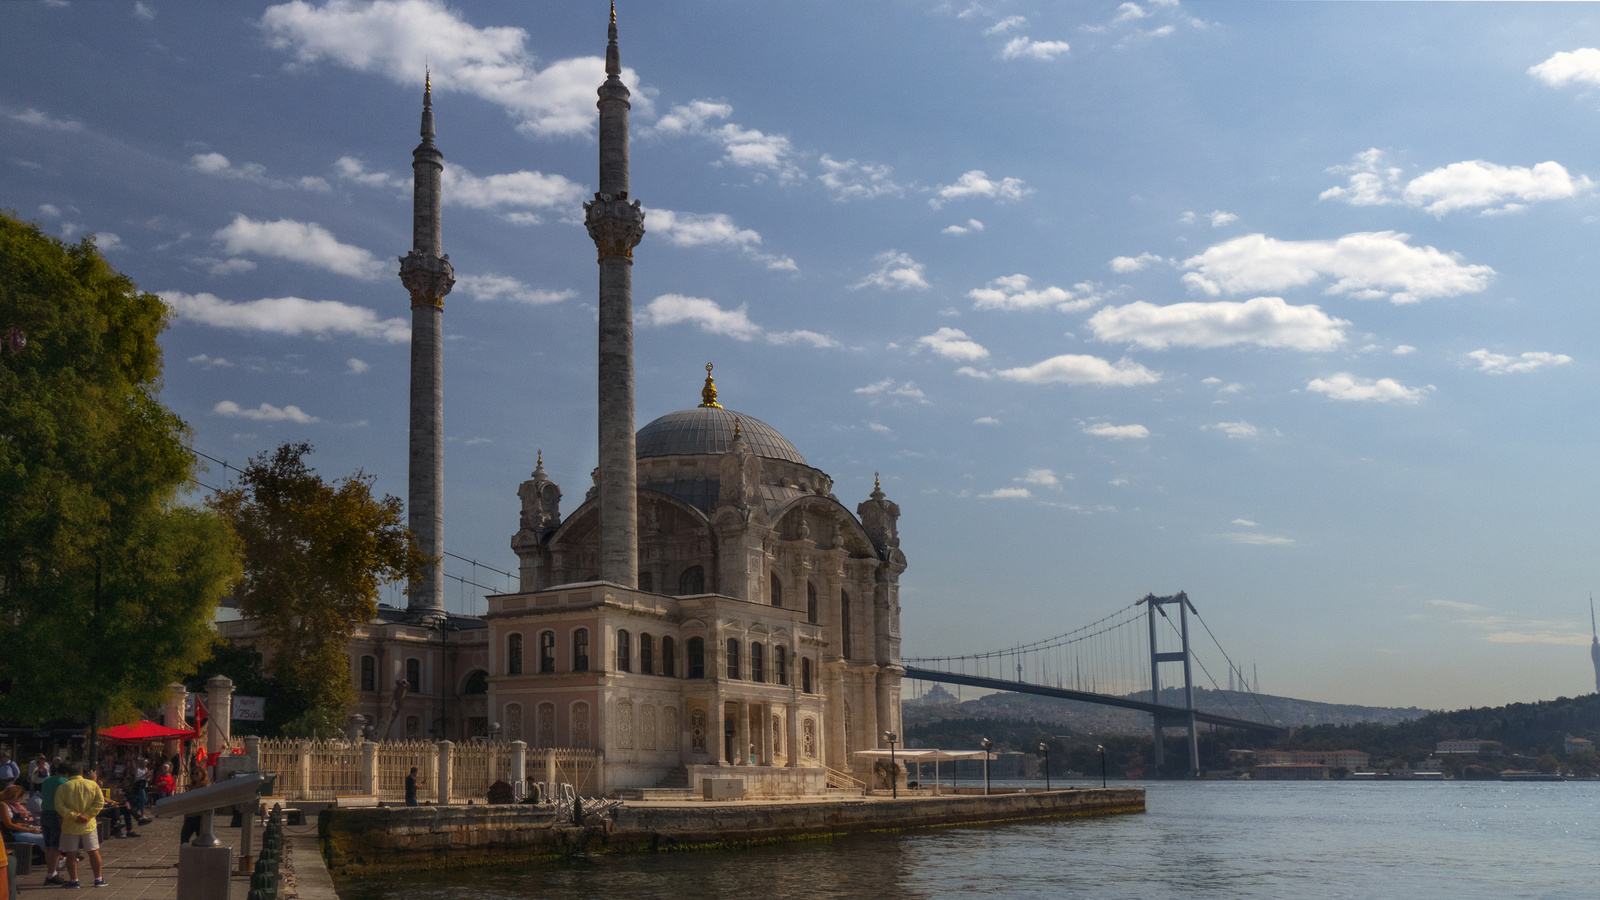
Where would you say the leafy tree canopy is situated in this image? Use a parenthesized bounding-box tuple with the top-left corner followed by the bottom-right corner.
(0, 211, 239, 724)
(210, 442, 427, 722)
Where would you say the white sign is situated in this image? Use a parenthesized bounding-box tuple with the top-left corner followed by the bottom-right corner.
(232, 696, 266, 721)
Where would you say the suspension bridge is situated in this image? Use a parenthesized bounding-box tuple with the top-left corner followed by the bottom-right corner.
(903, 592, 1285, 774)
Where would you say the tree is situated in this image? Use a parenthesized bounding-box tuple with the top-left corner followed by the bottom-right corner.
(0, 211, 239, 726)
(210, 442, 427, 725)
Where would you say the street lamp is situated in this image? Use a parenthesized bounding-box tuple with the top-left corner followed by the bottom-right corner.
(1039, 742, 1050, 792)
(884, 731, 899, 799)
(980, 738, 993, 796)
(1097, 744, 1107, 789)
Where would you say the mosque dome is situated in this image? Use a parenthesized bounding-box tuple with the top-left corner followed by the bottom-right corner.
(635, 407, 806, 465)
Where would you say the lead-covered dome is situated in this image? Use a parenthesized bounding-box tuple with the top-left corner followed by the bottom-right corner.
(635, 407, 806, 465)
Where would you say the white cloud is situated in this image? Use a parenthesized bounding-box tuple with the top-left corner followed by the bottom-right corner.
(445, 164, 584, 210)
(1204, 421, 1260, 439)
(1321, 149, 1591, 216)
(333, 156, 405, 191)
(214, 400, 319, 423)
(1181, 209, 1238, 227)
(133, 2, 154, 20)
(1016, 468, 1060, 485)
(641, 294, 761, 341)
(199, 257, 257, 276)
(943, 218, 985, 236)
(10, 108, 84, 131)
(1227, 532, 1295, 546)
(1181, 231, 1493, 305)
(1529, 47, 1600, 88)
(646, 208, 760, 249)
(457, 273, 574, 306)
(1110, 252, 1169, 273)
(979, 487, 1032, 499)
(650, 99, 803, 182)
(1001, 36, 1071, 60)
(1083, 423, 1149, 439)
(930, 170, 1033, 208)
(818, 155, 903, 200)
(190, 152, 332, 192)
(37, 204, 61, 218)
(653, 99, 733, 134)
(974, 416, 1001, 425)
(985, 15, 1027, 34)
(186, 354, 234, 369)
(955, 366, 993, 380)
(212, 215, 384, 280)
(1231, 518, 1257, 527)
(968, 273, 1095, 312)
(855, 251, 929, 291)
(463, 437, 491, 445)
(161, 290, 410, 343)
(767, 330, 839, 348)
(996, 354, 1160, 386)
(1465, 349, 1573, 375)
(1113, 3, 1150, 24)
(1402, 160, 1592, 216)
(93, 233, 123, 252)
(1088, 297, 1349, 351)
(346, 358, 369, 374)
(1306, 373, 1431, 403)
(855, 378, 930, 405)
(259, 0, 650, 138)
(917, 327, 989, 361)
(1394, 344, 1416, 355)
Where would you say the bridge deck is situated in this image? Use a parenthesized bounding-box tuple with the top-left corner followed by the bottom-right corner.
(903, 666, 1285, 734)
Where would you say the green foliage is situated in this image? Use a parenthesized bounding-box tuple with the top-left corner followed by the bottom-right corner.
(0, 211, 239, 724)
(279, 706, 347, 740)
(1278, 694, 1600, 760)
(210, 442, 427, 724)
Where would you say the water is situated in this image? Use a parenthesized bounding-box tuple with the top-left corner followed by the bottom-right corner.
(337, 781, 1600, 899)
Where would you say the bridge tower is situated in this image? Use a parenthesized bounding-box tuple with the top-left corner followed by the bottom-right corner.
(1143, 592, 1200, 776)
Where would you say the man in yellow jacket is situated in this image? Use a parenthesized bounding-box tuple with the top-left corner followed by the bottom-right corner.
(53, 763, 105, 889)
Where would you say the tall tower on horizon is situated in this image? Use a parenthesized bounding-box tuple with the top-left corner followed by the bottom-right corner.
(1590, 595, 1598, 694)
(584, 3, 646, 589)
(400, 73, 454, 614)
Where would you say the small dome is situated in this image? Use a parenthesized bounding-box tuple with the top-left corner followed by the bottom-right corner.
(635, 407, 806, 465)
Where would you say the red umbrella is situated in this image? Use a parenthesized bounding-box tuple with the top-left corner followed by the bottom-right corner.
(99, 721, 196, 745)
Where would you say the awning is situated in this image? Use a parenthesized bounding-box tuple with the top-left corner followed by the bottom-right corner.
(99, 721, 196, 745)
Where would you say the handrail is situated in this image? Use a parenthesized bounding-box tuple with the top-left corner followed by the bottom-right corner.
(824, 765, 866, 793)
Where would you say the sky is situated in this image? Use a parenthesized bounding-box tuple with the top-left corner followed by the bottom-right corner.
(11, 1, 1600, 711)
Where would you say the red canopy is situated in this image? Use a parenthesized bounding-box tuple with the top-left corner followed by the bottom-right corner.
(99, 721, 196, 745)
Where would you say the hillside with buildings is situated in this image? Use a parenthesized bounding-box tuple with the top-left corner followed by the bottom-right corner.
(903, 684, 1430, 735)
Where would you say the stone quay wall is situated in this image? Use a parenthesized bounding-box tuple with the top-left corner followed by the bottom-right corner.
(320, 788, 1145, 876)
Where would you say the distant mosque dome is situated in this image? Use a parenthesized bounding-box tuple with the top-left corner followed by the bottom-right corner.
(633, 363, 807, 465)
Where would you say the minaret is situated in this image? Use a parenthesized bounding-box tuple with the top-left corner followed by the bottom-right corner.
(399, 72, 454, 614)
(1590, 595, 1599, 694)
(583, 3, 646, 589)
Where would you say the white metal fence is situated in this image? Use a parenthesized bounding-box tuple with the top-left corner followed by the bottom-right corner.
(249, 738, 601, 803)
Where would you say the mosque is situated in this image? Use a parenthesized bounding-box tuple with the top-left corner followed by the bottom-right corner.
(224, 8, 907, 795)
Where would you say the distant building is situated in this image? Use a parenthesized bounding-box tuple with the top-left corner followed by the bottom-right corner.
(1251, 764, 1328, 780)
(1413, 756, 1443, 773)
(1563, 735, 1593, 756)
(1436, 740, 1502, 756)
(1257, 750, 1369, 769)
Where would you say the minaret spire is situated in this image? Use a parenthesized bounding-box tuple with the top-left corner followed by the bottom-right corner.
(1590, 594, 1599, 695)
(584, 4, 646, 588)
(399, 72, 454, 614)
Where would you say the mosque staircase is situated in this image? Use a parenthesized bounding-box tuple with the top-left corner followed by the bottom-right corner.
(655, 766, 690, 788)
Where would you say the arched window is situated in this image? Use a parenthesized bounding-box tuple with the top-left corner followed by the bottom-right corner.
(751, 642, 765, 683)
(775, 645, 788, 686)
(405, 658, 421, 693)
(507, 633, 523, 675)
(662, 636, 678, 677)
(639, 571, 654, 592)
(807, 582, 818, 624)
(573, 628, 590, 672)
(769, 571, 783, 607)
(462, 670, 488, 695)
(616, 629, 631, 672)
(840, 590, 853, 659)
(640, 633, 654, 676)
(359, 655, 376, 692)
(678, 566, 705, 596)
(726, 638, 741, 680)
(686, 637, 705, 679)
(539, 630, 556, 673)
(801, 657, 813, 694)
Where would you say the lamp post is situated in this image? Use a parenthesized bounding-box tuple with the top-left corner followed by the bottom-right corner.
(980, 738, 993, 796)
(1097, 744, 1107, 789)
(884, 731, 898, 799)
(1039, 742, 1050, 792)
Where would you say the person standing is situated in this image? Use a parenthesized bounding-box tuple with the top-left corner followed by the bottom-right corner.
(54, 762, 105, 888)
(24, 757, 47, 799)
(0, 755, 17, 790)
(404, 767, 422, 807)
(37, 763, 67, 885)
(178, 760, 208, 846)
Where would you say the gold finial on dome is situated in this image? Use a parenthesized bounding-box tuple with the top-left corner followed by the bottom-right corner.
(733, 420, 742, 439)
(699, 362, 723, 408)
(610, 0, 616, 25)
(875, 472, 880, 492)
